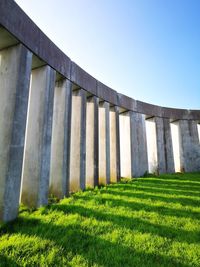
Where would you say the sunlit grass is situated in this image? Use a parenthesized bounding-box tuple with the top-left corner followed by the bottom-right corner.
(0, 173, 200, 266)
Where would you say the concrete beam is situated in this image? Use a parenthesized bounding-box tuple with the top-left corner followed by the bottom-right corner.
(49, 79, 72, 199)
(119, 112, 132, 178)
(0, 44, 32, 222)
(86, 96, 99, 188)
(130, 112, 148, 177)
(179, 120, 200, 172)
(155, 117, 175, 174)
(99, 102, 110, 185)
(21, 66, 56, 208)
(69, 89, 87, 192)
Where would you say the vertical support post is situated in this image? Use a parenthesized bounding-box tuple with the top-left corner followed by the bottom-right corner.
(86, 96, 99, 188)
(179, 120, 200, 172)
(155, 117, 175, 174)
(110, 106, 121, 182)
(130, 112, 148, 177)
(49, 79, 72, 199)
(0, 44, 32, 222)
(21, 65, 56, 208)
(69, 89, 87, 192)
(119, 112, 132, 178)
(99, 101, 110, 185)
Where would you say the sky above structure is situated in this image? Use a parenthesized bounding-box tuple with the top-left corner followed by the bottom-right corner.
(15, 0, 200, 109)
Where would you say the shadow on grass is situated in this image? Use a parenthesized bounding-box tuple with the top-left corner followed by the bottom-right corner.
(0, 254, 20, 267)
(0, 216, 191, 267)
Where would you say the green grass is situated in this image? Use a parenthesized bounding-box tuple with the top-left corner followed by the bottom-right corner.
(0, 173, 200, 267)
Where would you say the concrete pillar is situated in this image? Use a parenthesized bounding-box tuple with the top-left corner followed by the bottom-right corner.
(86, 96, 99, 188)
(99, 102, 110, 185)
(110, 106, 121, 183)
(69, 89, 86, 192)
(155, 117, 175, 174)
(21, 66, 56, 208)
(119, 112, 132, 178)
(49, 79, 72, 199)
(0, 44, 32, 222)
(171, 121, 181, 172)
(146, 118, 158, 174)
(130, 112, 148, 177)
(179, 120, 200, 172)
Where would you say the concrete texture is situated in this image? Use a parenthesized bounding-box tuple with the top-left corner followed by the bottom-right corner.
(86, 96, 99, 188)
(49, 79, 72, 199)
(0, 44, 32, 222)
(179, 120, 200, 172)
(99, 102, 110, 185)
(21, 66, 56, 208)
(110, 107, 118, 182)
(119, 112, 132, 178)
(130, 112, 148, 177)
(155, 117, 175, 174)
(146, 118, 158, 173)
(69, 89, 87, 192)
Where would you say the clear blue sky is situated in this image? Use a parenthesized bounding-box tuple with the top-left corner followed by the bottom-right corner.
(15, 0, 200, 109)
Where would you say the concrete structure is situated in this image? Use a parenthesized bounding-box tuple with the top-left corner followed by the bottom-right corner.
(0, 0, 200, 222)
(0, 44, 32, 221)
(130, 112, 148, 177)
(99, 102, 110, 185)
(21, 66, 56, 208)
(49, 79, 72, 198)
(69, 89, 87, 192)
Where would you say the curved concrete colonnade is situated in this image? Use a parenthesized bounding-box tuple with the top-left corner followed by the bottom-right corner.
(0, 0, 200, 222)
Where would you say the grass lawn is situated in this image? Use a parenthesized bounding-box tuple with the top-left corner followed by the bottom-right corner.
(0, 173, 200, 267)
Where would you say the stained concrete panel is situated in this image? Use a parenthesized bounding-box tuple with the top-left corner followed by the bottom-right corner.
(21, 66, 56, 208)
(99, 102, 110, 185)
(179, 120, 200, 172)
(86, 96, 99, 188)
(119, 112, 132, 178)
(69, 89, 86, 192)
(0, 44, 32, 222)
(130, 112, 148, 177)
(146, 118, 158, 173)
(49, 79, 72, 199)
(155, 117, 175, 174)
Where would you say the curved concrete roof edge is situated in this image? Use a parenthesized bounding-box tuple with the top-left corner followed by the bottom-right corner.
(0, 0, 200, 120)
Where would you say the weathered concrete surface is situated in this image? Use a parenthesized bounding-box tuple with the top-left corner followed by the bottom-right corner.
(155, 117, 175, 174)
(69, 89, 86, 192)
(49, 79, 72, 199)
(110, 107, 119, 182)
(119, 112, 132, 178)
(21, 66, 56, 208)
(179, 120, 200, 172)
(86, 96, 99, 188)
(0, 44, 32, 222)
(146, 118, 158, 173)
(99, 102, 110, 185)
(130, 112, 148, 177)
